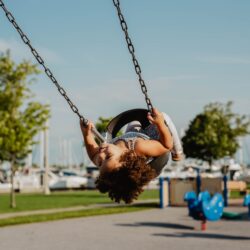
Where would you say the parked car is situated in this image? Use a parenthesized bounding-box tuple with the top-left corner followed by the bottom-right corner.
(39, 170, 88, 190)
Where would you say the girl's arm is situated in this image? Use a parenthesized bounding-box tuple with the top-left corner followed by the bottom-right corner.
(135, 139, 171, 157)
(135, 108, 173, 157)
(80, 120, 99, 164)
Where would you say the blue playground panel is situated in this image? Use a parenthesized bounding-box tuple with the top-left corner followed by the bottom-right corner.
(184, 191, 224, 221)
(243, 194, 250, 218)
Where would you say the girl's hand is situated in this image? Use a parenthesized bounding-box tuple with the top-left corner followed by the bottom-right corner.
(147, 108, 165, 127)
(80, 120, 94, 136)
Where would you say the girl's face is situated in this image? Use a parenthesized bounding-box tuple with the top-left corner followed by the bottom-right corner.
(94, 143, 125, 173)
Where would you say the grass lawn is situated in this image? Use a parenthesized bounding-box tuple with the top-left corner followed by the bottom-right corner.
(0, 190, 159, 227)
(229, 190, 247, 199)
(0, 189, 159, 213)
(0, 203, 158, 227)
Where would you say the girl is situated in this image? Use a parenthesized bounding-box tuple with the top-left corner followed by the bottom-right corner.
(80, 108, 182, 204)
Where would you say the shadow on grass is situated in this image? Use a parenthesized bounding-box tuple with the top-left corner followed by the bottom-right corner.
(131, 202, 159, 208)
(153, 232, 250, 240)
(116, 221, 194, 230)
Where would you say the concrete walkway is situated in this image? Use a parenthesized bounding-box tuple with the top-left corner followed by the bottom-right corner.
(0, 206, 249, 250)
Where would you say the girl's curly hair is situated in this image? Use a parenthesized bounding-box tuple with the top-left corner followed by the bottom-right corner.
(95, 150, 157, 204)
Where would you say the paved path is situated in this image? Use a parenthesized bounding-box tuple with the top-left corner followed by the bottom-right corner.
(0, 206, 249, 250)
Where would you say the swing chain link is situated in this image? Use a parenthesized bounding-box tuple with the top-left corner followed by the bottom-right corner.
(0, 0, 89, 126)
(112, 0, 153, 112)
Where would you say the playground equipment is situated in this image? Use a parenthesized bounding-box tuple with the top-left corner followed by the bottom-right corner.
(184, 191, 224, 230)
(243, 194, 250, 218)
(158, 173, 246, 207)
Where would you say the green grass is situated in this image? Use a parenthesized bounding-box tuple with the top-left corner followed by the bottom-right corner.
(0, 189, 159, 213)
(229, 190, 246, 199)
(0, 203, 158, 227)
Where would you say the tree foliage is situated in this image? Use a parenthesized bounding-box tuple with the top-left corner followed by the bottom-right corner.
(95, 116, 123, 137)
(95, 117, 113, 134)
(182, 102, 250, 164)
(0, 51, 50, 162)
(0, 51, 50, 207)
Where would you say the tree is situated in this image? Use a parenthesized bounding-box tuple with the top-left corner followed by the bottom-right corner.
(182, 102, 250, 165)
(95, 117, 113, 134)
(0, 51, 50, 208)
(95, 116, 123, 137)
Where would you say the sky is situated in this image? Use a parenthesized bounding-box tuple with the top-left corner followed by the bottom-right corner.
(0, 0, 250, 165)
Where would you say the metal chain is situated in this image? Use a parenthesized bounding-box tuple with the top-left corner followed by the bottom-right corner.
(0, 0, 89, 126)
(112, 0, 153, 112)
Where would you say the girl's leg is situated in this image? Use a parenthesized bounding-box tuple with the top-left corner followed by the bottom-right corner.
(162, 113, 183, 160)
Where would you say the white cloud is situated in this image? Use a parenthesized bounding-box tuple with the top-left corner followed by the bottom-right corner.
(0, 38, 27, 59)
(26, 75, 250, 164)
(35, 46, 63, 64)
(0, 38, 63, 63)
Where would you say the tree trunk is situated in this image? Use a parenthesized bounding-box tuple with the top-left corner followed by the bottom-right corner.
(10, 162, 16, 208)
